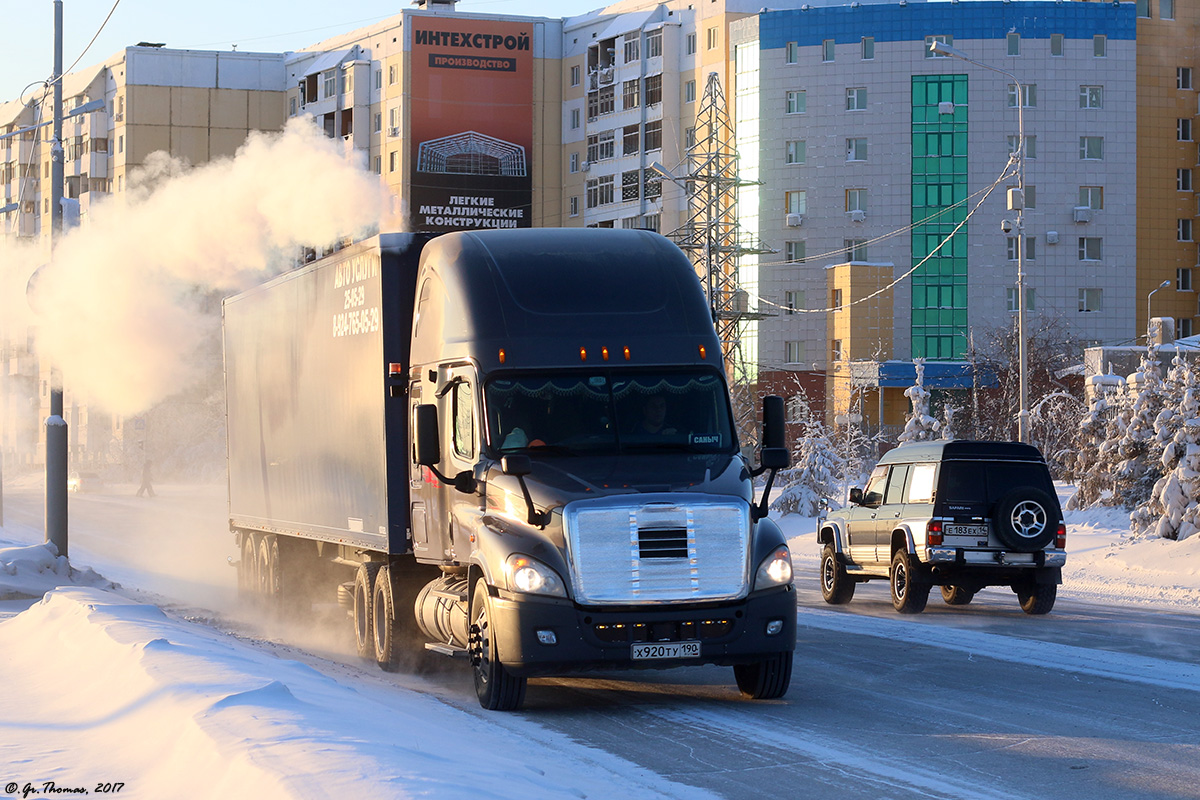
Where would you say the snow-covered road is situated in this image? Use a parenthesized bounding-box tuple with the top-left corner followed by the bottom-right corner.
(3, 476, 1200, 799)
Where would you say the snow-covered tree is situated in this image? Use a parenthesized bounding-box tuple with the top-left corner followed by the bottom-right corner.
(940, 403, 958, 441)
(898, 359, 941, 444)
(1111, 342, 1168, 508)
(1131, 355, 1200, 539)
(772, 394, 842, 517)
(1068, 371, 1127, 510)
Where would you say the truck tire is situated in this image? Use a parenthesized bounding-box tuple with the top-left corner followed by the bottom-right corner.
(733, 651, 793, 700)
(819, 544, 855, 605)
(372, 564, 403, 673)
(941, 585, 975, 606)
(238, 533, 257, 600)
(353, 563, 381, 660)
(890, 548, 930, 614)
(1017, 581, 1057, 615)
(470, 579, 526, 711)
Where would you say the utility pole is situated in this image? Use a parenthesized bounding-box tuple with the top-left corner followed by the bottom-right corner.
(46, 0, 69, 557)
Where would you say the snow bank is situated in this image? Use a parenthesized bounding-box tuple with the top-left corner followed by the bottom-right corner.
(0, 586, 698, 800)
(0, 540, 113, 600)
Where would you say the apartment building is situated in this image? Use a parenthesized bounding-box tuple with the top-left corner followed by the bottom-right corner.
(732, 1, 1137, 427)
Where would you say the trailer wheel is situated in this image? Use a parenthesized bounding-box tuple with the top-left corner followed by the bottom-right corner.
(237, 533, 257, 599)
(259, 536, 280, 614)
(470, 579, 526, 711)
(733, 651, 793, 700)
(372, 564, 403, 673)
(353, 563, 381, 660)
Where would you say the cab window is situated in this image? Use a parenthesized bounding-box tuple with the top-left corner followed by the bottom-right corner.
(452, 380, 475, 459)
(862, 465, 887, 507)
(884, 465, 909, 505)
(908, 463, 936, 503)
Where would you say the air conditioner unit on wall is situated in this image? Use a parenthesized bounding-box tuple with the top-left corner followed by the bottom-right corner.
(786, 213, 803, 227)
(848, 210, 866, 222)
(1073, 206, 1092, 223)
(388, 127, 400, 137)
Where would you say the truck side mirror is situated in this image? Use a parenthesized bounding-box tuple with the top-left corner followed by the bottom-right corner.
(415, 404, 441, 466)
(849, 487, 864, 505)
(752, 395, 791, 520)
(501, 455, 531, 477)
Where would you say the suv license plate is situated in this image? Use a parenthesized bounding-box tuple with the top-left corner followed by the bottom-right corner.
(631, 641, 701, 660)
(945, 524, 988, 537)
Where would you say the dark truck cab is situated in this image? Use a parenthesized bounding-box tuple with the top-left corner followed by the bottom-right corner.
(224, 228, 795, 710)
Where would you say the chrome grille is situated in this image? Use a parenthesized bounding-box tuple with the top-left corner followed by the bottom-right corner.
(563, 494, 750, 605)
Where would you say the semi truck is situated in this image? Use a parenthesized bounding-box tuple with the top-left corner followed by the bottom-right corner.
(223, 228, 797, 710)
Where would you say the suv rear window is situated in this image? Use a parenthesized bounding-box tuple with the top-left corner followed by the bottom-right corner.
(938, 460, 1054, 505)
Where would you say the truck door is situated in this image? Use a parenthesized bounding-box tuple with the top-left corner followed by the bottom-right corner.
(438, 365, 482, 560)
(409, 378, 434, 561)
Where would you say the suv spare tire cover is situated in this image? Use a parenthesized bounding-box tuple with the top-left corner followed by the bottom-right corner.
(993, 487, 1058, 551)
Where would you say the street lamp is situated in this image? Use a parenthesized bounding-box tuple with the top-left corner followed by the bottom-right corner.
(929, 39, 1031, 443)
(1147, 279, 1172, 341)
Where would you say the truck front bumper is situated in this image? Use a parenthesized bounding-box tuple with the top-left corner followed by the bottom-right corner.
(487, 584, 797, 678)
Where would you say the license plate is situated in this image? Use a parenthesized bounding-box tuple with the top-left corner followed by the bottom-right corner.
(945, 524, 988, 537)
(631, 641, 701, 660)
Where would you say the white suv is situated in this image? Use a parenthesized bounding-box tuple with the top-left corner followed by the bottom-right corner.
(818, 440, 1066, 615)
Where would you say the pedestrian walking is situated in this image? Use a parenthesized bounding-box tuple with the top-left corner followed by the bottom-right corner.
(136, 460, 155, 497)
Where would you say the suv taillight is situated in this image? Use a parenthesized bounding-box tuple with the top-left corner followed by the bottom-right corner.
(1055, 523, 1066, 550)
(927, 520, 943, 546)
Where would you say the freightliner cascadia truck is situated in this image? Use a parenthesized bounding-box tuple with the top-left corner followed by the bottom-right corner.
(223, 228, 796, 710)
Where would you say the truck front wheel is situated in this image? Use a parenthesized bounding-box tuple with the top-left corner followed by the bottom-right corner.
(469, 579, 526, 711)
(733, 651, 793, 700)
(372, 565, 403, 672)
(353, 563, 381, 659)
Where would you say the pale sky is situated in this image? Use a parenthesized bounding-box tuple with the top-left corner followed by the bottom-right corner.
(1, 0, 598, 104)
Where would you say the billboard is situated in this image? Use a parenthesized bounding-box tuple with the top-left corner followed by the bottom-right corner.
(409, 18, 534, 232)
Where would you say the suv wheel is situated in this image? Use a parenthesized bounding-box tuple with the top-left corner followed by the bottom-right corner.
(994, 488, 1059, 551)
(1017, 581, 1057, 615)
(890, 548, 930, 614)
(941, 584, 975, 605)
(820, 544, 855, 605)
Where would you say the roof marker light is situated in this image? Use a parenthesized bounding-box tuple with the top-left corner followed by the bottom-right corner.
(498, 348, 507, 364)
(623, 346, 631, 360)
(699, 345, 707, 359)
(580, 347, 588, 361)
(602, 346, 610, 361)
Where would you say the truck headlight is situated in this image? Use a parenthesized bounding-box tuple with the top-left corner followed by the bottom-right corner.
(505, 554, 567, 598)
(755, 546, 793, 589)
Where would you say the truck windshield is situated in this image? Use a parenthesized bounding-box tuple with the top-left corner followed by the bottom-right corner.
(485, 370, 735, 456)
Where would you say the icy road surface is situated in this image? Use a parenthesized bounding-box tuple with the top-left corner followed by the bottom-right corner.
(2, 477, 1200, 799)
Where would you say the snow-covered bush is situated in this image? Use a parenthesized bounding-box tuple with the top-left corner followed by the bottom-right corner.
(772, 395, 842, 517)
(1110, 343, 1168, 508)
(1069, 371, 1127, 510)
(898, 359, 941, 444)
(1131, 355, 1200, 540)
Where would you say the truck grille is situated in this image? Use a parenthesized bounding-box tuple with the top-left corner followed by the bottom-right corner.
(563, 494, 750, 605)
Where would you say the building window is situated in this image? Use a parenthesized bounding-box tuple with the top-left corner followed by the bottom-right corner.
(571, 108, 580, 130)
(389, 150, 398, 173)
(289, 97, 297, 116)
(1007, 83, 1037, 108)
(1078, 237, 1103, 261)
(925, 35, 952, 56)
(1050, 34, 1064, 56)
(785, 341, 806, 364)
(1137, 0, 1150, 16)
(846, 138, 867, 161)
(1006, 287, 1036, 312)
(646, 29, 662, 58)
(862, 37, 874, 60)
(388, 64, 397, 85)
(571, 65, 580, 86)
(785, 42, 798, 64)
(844, 239, 868, 261)
(687, 33, 697, 56)
(1079, 137, 1104, 160)
(570, 152, 579, 173)
(623, 79, 640, 110)
(786, 90, 806, 114)
(586, 130, 615, 162)
(786, 190, 807, 215)
(1079, 186, 1104, 209)
(846, 87, 867, 111)
(786, 140, 806, 165)
(1006, 236, 1035, 261)
(1180, 118, 1193, 142)
(644, 120, 662, 152)
(1079, 86, 1103, 109)
(845, 188, 866, 212)
(1007, 33, 1020, 56)
(685, 80, 696, 103)
(1162, 0, 1175, 19)
(622, 170, 640, 202)
(623, 32, 640, 63)
(1180, 318, 1194, 338)
(373, 155, 381, 174)
(1178, 267, 1193, 291)
(1079, 288, 1103, 312)
(831, 340, 843, 362)
(374, 69, 382, 90)
(1180, 218, 1194, 242)
(586, 175, 615, 208)
(569, 196, 579, 217)
(822, 39, 835, 62)
(1009, 135, 1037, 158)
(1094, 35, 1106, 57)
(623, 124, 639, 155)
(707, 27, 719, 51)
(644, 74, 663, 106)
(785, 244, 805, 265)
(644, 169, 661, 200)
(832, 288, 844, 310)
(1179, 169, 1193, 191)
(685, 127, 696, 148)
(1179, 68, 1193, 90)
